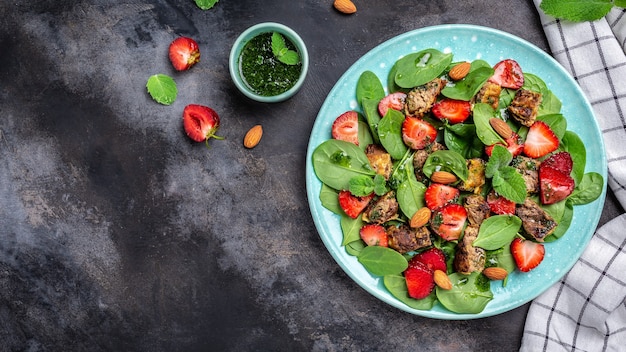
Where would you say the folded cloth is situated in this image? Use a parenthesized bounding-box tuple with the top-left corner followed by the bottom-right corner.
(521, 3, 626, 351)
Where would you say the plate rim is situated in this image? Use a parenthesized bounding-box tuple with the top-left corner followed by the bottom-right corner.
(305, 24, 608, 319)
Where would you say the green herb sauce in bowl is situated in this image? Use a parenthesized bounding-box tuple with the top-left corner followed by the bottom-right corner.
(230, 23, 309, 103)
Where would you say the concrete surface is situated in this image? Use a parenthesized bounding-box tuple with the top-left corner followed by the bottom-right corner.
(1, 0, 622, 351)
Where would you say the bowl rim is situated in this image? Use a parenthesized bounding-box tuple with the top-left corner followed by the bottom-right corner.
(229, 22, 309, 103)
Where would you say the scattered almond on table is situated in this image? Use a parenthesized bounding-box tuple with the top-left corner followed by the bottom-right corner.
(243, 125, 263, 148)
(333, 0, 357, 14)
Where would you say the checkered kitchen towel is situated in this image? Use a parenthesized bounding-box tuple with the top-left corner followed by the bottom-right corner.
(521, 3, 626, 352)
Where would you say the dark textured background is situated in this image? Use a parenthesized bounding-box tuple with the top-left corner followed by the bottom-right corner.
(1, 0, 622, 351)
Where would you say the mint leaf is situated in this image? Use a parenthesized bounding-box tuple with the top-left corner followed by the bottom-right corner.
(278, 50, 300, 65)
(373, 174, 389, 196)
(540, 0, 613, 22)
(616, 0, 626, 7)
(494, 167, 527, 204)
(349, 175, 375, 196)
(271, 32, 286, 58)
(194, 0, 219, 10)
(485, 145, 512, 178)
(146, 74, 177, 105)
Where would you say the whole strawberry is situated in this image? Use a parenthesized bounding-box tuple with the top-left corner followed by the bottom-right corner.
(182, 104, 223, 145)
(169, 37, 200, 71)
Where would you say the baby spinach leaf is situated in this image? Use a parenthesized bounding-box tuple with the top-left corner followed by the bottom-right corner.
(422, 150, 469, 182)
(444, 123, 484, 159)
(384, 275, 437, 310)
(569, 172, 604, 205)
(357, 246, 409, 276)
(396, 160, 427, 218)
(473, 215, 522, 250)
(345, 239, 366, 256)
(358, 120, 374, 150)
(492, 167, 527, 204)
(319, 184, 342, 214)
(561, 131, 586, 185)
(544, 199, 574, 242)
(356, 70, 385, 104)
(361, 97, 381, 144)
(436, 272, 493, 314)
(341, 215, 363, 246)
(378, 109, 408, 160)
(441, 67, 494, 101)
(394, 49, 453, 88)
(473, 103, 505, 146)
(312, 139, 376, 191)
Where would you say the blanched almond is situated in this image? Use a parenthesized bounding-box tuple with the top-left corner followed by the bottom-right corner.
(434, 270, 452, 290)
(431, 171, 458, 184)
(410, 207, 431, 228)
(449, 62, 471, 81)
(483, 267, 508, 281)
(243, 125, 263, 148)
(489, 118, 513, 139)
(333, 0, 357, 14)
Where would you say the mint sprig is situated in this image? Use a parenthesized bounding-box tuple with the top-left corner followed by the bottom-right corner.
(540, 0, 624, 22)
(271, 32, 300, 65)
(194, 0, 218, 10)
(485, 145, 527, 204)
(146, 74, 178, 105)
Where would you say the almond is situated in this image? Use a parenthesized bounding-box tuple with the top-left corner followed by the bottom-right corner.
(433, 270, 452, 290)
(448, 62, 471, 81)
(483, 267, 509, 281)
(243, 125, 263, 149)
(410, 207, 431, 228)
(333, 0, 357, 14)
(430, 171, 458, 184)
(489, 118, 513, 139)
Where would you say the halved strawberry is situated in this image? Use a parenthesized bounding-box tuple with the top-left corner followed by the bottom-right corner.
(488, 59, 524, 89)
(523, 121, 559, 159)
(431, 98, 471, 124)
(182, 104, 223, 143)
(409, 247, 447, 273)
(401, 117, 438, 150)
(541, 151, 573, 175)
(359, 224, 388, 247)
(169, 37, 200, 71)
(485, 132, 524, 157)
(338, 190, 373, 219)
(378, 92, 406, 117)
(331, 111, 359, 145)
(404, 260, 435, 300)
(511, 237, 545, 272)
(486, 190, 516, 215)
(430, 203, 467, 241)
(539, 165, 575, 205)
(424, 183, 460, 210)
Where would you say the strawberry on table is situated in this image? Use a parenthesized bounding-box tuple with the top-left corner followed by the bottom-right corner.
(488, 59, 524, 89)
(511, 237, 545, 272)
(539, 164, 575, 204)
(430, 203, 467, 241)
(359, 224, 388, 247)
(424, 183, 460, 210)
(378, 92, 407, 117)
(401, 116, 438, 150)
(409, 247, 447, 273)
(169, 37, 200, 71)
(331, 111, 360, 146)
(404, 260, 435, 300)
(431, 98, 471, 124)
(523, 121, 559, 158)
(182, 104, 223, 144)
(338, 190, 373, 219)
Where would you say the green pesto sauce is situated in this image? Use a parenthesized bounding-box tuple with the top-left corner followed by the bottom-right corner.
(239, 32, 302, 96)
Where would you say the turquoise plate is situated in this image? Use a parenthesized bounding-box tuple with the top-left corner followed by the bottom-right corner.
(305, 24, 607, 319)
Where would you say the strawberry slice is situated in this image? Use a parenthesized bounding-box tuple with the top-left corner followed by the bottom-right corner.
(523, 121, 559, 159)
(430, 203, 467, 241)
(409, 247, 447, 273)
(169, 37, 200, 71)
(378, 92, 407, 117)
(541, 151, 573, 175)
(486, 190, 516, 215)
(424, 183, 460, 210)
(404, 260, 435, 300)
(485, 132, 524, 157)
(511, 237, 545, 272)
(182, 104, 223, 143)
(359, 224, 388, 247)
(488, 59, 524, 89)
(331, 111, 359, 146)
(338, 190, 373, 219)
(539, 165, 575, 205)
(401, 117, 438, 150)
(431, 98, 471, 124)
